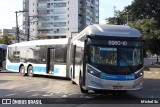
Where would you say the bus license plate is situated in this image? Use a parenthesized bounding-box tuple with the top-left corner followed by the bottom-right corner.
(113, 86, 123, 90)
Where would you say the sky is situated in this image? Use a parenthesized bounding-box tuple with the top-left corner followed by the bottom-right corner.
(0, 0, 133, 29)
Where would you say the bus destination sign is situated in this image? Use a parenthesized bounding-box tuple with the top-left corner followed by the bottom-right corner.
(108, 40, 128, 46)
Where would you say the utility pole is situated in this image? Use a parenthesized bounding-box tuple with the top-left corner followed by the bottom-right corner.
(15, 11, 19, 43)
(15, 10, 28, 43)
(127, 12, 129, 25)
(27, 16, 30, 41)
(113, 6, 116, 24)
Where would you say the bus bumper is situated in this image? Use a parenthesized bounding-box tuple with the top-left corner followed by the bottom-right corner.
(85, 73, 143, 91)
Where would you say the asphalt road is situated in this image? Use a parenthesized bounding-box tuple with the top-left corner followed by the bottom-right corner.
(0, 67, 160, 107)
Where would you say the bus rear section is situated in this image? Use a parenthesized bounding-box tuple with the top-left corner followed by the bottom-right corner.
(6, 38, 70, 78)
(0, 44, 7, 71)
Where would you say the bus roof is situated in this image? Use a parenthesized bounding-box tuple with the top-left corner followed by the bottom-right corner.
(73, 24, 142, 40)
(0, 44, 7, 49)
(8, 38, 69, 47)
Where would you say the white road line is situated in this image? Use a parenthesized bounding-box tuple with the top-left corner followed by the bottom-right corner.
(42, 93, 53, 97)
(6, 93, 19, 97)
(62, 95, 68, 98)
(147, 72, 152, 74)
(31, 94, 40, 97)
(25, 90, 36, 93)
(41, 87, 50, 90)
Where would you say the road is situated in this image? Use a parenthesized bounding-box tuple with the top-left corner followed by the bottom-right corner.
(0, 66, 160, 106)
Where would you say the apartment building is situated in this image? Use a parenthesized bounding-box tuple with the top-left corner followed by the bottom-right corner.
(0, 27, 16, 36)
(23, 0, 99, 39)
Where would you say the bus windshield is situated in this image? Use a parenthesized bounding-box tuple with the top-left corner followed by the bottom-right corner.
(90, 46, 142, 66)
(90, 46, 117, 65)
(119, 48, 142, 66)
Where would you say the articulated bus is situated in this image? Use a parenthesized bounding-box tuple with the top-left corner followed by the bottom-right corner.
(69, 24, 143, 93)
(6, 38, 70, 78)
(0, 44, 7, 71)
(6, 24, 143, 93)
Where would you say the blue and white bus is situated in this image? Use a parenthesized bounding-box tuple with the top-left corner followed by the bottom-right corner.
(69, 24, 144, 93)
(6, 38, 70, 78)
(6, 24, 143, 94)
(0, 44, 7, 71)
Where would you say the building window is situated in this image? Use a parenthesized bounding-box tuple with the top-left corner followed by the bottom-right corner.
(54, 3, 66, 8)
(54, 15, 66, 21)
(53, 9, 66, 14)
(54, 22, 66, 27)
(38, 3, 47, 8)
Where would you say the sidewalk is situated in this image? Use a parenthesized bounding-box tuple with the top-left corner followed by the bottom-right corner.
(144, 63, 160, 71)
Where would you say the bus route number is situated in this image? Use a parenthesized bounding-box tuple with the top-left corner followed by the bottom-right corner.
(108, 40, 127, 46)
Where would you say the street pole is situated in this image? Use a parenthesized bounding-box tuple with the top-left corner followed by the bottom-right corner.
(15, 10, 28, 42)
(27, 16, 30, 41)
(15, 11, 19, 43)
(127, 12, 129, 25)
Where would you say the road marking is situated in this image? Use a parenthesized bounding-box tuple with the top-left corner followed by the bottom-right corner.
(31, 94, 40, 97)
(42, 87, 50, 90)
(42, 93, 53, 97)
(62, 95, 68, 98)
(147, 72, 152, 74)
(6, 93, 19, 97)
(25, 90, 35, 92)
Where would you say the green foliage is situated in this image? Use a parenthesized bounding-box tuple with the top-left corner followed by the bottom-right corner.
(0, 36, 12, 45)
(125, 0, 160, 23)
(107, 0, 160, 55)
(128, 18, 160, 40)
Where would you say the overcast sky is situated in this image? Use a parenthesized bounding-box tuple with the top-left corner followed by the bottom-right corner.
(0, 0, 133, 29)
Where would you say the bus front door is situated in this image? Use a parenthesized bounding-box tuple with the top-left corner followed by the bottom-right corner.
(47, 48, 55, 74)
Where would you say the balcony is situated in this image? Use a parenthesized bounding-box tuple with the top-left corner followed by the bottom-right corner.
(38, 0, 50, 3)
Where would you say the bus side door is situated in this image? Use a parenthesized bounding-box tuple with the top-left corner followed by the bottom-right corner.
(47, 48, 55, 74)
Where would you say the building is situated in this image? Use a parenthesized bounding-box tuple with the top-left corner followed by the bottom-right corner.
(23, 0, 99, 39)
(0, 27, 18, 36)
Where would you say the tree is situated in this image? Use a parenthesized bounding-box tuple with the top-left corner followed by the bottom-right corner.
(125, 0, 160, 24)
(128, 18, 160, 40)
(107, 0, 160, 59)
(0, 36, 12, 45)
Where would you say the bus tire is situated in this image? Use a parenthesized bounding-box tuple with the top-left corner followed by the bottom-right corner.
(19, 65, 26, 76)
(28, 66, 34, 77)
(79, 73, 88, 93)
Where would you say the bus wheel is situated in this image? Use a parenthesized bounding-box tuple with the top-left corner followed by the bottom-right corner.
(79, 73, 88, 93)
(28, 66, 34, 77)
(20, 66, 26, 76)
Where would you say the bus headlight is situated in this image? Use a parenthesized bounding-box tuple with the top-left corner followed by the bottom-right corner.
(135, 70, 143, 79)
(88, 69, 100, 78)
